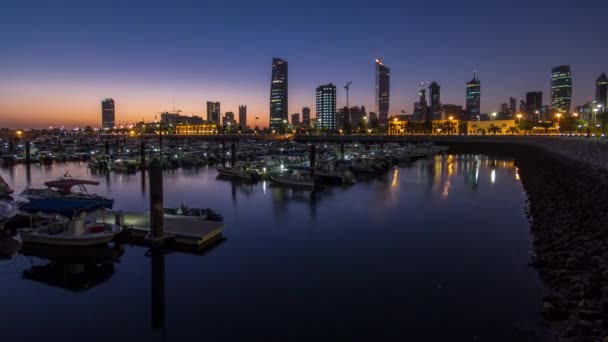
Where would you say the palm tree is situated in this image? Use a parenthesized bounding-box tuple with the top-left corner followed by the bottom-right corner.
(488, 126, 501, 135)
(508, 126, 519, 135)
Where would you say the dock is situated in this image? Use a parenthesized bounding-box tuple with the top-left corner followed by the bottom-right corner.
(115, 213, 225, 247)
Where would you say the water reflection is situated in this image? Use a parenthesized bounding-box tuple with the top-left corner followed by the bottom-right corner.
(0, 155, 544, 341)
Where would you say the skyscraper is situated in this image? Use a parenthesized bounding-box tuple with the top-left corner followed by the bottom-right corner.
(302, 107, 311, 128)
(509, 97, 517, 115)
(525, 91, 543, 117)
(238, 105, 247, 130)
(206, 101, 220, 126)
(596, 73, 608, 111)
(270, 57, 288, 131)
(375, 59, 390, 125)
(223, 112, 235, 126)
(101, 98, 115, 129)
(316, 83, 337, 130)
(429, 82, 441, 115)
(291, 113, 300, 126)
(417, 83, 429, 122)
(465, 72, 481, 119)
(551, 65, 572, 114)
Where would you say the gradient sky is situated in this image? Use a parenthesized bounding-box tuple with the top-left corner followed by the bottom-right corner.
(1, 0, 607, 128)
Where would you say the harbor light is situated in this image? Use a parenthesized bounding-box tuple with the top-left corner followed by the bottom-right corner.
(16, 130, 23, 137)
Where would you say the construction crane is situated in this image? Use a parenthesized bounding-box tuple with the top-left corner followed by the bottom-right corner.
(344, 81, 353, 109)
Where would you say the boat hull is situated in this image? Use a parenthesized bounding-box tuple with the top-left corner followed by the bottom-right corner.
(19, 230, 121, 247)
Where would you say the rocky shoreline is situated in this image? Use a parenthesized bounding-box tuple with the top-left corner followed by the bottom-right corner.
(448, 141, 608, 342)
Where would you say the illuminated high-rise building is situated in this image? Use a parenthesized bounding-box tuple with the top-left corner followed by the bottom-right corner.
(206, 101, 220, 126)
(316, 83, 337, 130)
(596, 73, 607, 111)
(465, 72, 481, 119)
(238, 105, 247, 130)
(375, 59, 390, 125)
(291, 113, 300, 126)
(302, 107, 311, 128)
(551, 65, 572, 114)
(509, 97, 517, 114)
(270, 57, 288, 131)
(101, 98, 115, 129)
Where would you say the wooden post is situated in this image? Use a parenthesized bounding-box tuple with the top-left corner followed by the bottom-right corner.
(310, 144, 316, 177)
(140, 139, 146, 169)
(231, 142, 236, 167)
(25, 141, 31, 164)
(149, 158, 164, 239)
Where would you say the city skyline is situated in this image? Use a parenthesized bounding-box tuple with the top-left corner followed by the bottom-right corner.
(1, 1, 607, 128)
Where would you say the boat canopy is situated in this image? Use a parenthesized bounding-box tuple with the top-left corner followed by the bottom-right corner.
(20, 198, 112, 217)
(44, 179, 100, 195)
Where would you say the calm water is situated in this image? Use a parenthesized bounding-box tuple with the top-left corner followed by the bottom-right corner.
(0, 155, 546, 341)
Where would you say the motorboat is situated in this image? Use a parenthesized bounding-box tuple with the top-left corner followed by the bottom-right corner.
(216, 164, 260, 182)
(18, 198, 120, 247)
(164, 203, 223, 222)
(269, 169, 322, 191)
(20, 178, 113, 208)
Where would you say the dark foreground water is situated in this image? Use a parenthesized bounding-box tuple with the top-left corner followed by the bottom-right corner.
(0, 155, 546, 341)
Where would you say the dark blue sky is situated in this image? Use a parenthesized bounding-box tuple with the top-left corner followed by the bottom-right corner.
(1, 0, 607, 127)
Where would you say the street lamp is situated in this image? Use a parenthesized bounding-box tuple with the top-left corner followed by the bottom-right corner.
(448, 116, 454, 135)
(516, 113, 523, 125)
(492, 112, 497, 121)
(555, 113, 562, 133)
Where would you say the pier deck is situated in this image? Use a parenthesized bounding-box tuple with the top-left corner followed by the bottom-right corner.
(119, 213, 225, 246)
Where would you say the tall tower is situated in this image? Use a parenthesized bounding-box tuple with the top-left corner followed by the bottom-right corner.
(101, 98, 115, 129)
(238, 105, 247, 130)
(375, 59, 390, 125)
(596, 73, 608, 111)
(429, 81, 441, 115)
(270, 57, 288, 131)
(466, 72, 481, 119)
(316, 83, 337, 130)
(206, 101, 220, 126)
(302, 107, 311, 128)
(551, 65, 572, 114)
(525, 92, 543, 117)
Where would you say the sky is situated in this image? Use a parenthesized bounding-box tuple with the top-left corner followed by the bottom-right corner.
(1, 0, 607, 128)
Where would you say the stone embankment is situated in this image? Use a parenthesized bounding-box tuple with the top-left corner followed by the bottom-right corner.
(447, 137, 608, 342)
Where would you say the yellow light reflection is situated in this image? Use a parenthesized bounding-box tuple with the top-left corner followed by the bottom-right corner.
(391, 168, 399, 188)
(491, 169, 496, 184)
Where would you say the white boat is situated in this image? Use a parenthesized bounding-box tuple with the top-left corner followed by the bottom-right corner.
(18, 198, 120, 247)
(216, 165, 260, 181)
(269, 170, 322, 191)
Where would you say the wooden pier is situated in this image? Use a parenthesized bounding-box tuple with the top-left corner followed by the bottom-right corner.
(116, 213, 225, 247)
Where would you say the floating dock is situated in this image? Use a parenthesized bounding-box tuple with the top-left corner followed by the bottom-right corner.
(117, 213, 225, 247)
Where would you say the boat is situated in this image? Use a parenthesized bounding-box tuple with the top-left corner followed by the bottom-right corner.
(216, 165, 260, 182)
(0, 173, 13, 198)
(269, 170, 322, 191)
(20, 178, 113, 208)
(110, 159, 137, 173)
(18, 198, 120, 247)
(88, 154, 111, 171)
(163, 203, 223, 222)
(315, 161, 356, 185)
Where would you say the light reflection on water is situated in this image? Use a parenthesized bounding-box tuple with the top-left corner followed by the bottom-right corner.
(0, 154, 545, 341)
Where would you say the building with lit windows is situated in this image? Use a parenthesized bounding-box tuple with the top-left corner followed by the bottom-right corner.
(387, 117, 460, 135)
(316, 83, 337, 130)
(465, 119, 517, 135)
(375, 59, 390, 125)
(175, 123, 217, 135)
(551, 65, 572, 114)
(270, 57, 288, 131)
(302, 107, 311, 128)
(597, 73, 607, 111)
(429, 81, 441, 115)
(206, 101, 220, 126)
(466, 73, 481, 119)
(101, 98, 115, 129)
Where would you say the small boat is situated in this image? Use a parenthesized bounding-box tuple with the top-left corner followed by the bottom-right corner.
(110, 159, 137, 173)
(216, 165, 260, 182)
(163, 203, 223, 222)
(269, 170, 322, 191)
(18, 198, 120, 247)
(315, 161, 356, 185)
(21, 177, 113, 208)
(88, 154, 111, 171)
